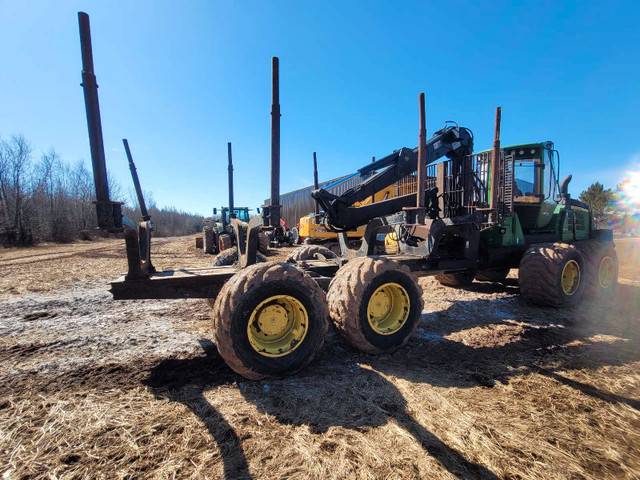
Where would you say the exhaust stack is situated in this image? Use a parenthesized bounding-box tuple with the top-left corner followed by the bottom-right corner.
(123, 139, 150, 221)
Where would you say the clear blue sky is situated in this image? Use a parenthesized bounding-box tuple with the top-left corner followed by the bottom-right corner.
(1, 0, 638, 216)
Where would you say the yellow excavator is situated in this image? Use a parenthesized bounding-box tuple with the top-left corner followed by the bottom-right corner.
(297, 185, 395, 249)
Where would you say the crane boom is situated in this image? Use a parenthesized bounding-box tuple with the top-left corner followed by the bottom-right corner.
(311, 125, 473, 230)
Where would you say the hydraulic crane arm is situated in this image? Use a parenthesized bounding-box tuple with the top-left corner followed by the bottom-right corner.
(312, 125, 473, 230)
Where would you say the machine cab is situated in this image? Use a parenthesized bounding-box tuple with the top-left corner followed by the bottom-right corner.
(506, 141, 560, 231)
(224, 207, 250, 223)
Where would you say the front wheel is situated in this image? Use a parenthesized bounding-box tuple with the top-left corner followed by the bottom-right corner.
(475, 268, 510, 282)
(435, 271, 475, 287)
(212, 262, 329, 379)
(327, 257, 423, 354)
(519, 243, 586, 307)
(578, 242, 618, 297)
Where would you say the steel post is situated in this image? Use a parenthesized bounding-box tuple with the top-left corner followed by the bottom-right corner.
(123, 139, 150, 221)
(313, 152, 319, 215)
(370, 156, 375, 205)
(78, 12, 118, 229)
(416, 93, 427, 211)
(227, 142, 235, 216)
(269, 56, 281, 227)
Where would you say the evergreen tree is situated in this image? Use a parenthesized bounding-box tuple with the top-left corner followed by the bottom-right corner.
(578, 182, 614, 228)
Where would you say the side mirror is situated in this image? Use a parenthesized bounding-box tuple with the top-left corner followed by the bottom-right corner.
(213, 208, 217, 215)
(256, 207, 261, 214)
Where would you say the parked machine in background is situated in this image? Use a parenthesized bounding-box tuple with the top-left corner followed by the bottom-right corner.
(294, 152, 396, 253)
(78, 12, 616, 382)
(202, 142, 269, 256)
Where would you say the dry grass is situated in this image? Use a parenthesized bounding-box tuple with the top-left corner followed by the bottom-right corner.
(0, 237, 639, 479)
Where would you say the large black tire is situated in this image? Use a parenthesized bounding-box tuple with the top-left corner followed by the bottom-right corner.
(475, 268, 510, 282)
(203, 226, 216, 254)
(218, 234, 232, 252)
(327, 257, 423, 354)
(212, 262, 329, 380)
(291, 227, 301, 245)
(257, 232, 270, 255)
(519, 243, 586, 307)
(211, 248, 267, 267)
(577, 241, 618, 297)
(286, 245, 338, 263)
(435, 271, 475, 287)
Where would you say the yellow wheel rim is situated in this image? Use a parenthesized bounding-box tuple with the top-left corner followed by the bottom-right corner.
(247, 295, 308, 357)
(561, 260, 580, 295)
(366, 283, 410, 335)
(598, 256, 615, 288)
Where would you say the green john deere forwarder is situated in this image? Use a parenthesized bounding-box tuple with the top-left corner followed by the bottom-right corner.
(313, 107, 617, 309)
(79, 10, 616, 380)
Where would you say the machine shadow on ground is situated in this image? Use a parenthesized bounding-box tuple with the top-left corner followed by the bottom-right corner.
(364, 282, 640, 405)
(144, 338, 500, 479)
(141, 282, 640, 479)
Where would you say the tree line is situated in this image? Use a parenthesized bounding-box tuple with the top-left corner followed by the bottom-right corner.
(1, 132, 635, 247)
(0, 134, 204, 247)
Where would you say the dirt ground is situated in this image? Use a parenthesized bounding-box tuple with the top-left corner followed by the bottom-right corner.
(1, 236, 639, 479)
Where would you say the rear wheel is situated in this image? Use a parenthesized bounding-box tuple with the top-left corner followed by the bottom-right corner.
(218, 234, 232, 252)
(286, 245, 338, 263)
(475, 268, 510, 282)
(291, 227, 301, 245)
(435, 271, 475, 287)
(257, 232, 269, 254)
(212, 262, 328, 379)
(327, 257, 423, 354)
(519, 242, 586, 307)
(203, 226, 216, 254)
(578, 242, 618, 297)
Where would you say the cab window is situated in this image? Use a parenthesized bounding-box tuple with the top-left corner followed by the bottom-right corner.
(514, 161, 536, 196)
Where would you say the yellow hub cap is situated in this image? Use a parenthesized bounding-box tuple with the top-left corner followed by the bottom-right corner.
(366, 283, 410, 335)
(598, 256, 615, 288)
(247, 295, 308, 357)
(561, 260, 580, 295)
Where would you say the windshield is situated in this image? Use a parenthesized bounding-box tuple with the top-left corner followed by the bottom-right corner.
(225, 209, 250, 222)
(514, 161, 536, 196)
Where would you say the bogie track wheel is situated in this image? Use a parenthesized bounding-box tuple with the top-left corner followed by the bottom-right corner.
(212, 262, 328, 379)
(327, 257, 423, 354)
(519, 242, 586, 307)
